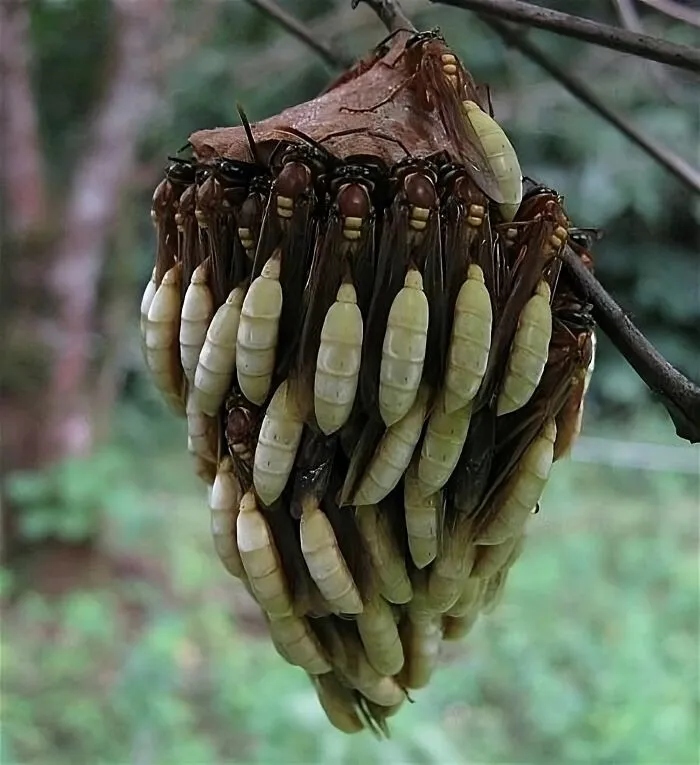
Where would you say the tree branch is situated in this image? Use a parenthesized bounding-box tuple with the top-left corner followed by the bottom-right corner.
(247, 0, 352, 69)
(481, 17, 700, 195)
(44, 0, 169, 460)
(637, 0, 700, 28)
(351, 0, 417, 32)
(0, 0, 47, 235)
(429, 0, 700, 73)
(561, 246, 700, 444)
(613, 0, 682, 103)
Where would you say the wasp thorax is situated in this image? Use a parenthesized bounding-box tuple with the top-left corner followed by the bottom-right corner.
(195, 175, 222, 228)
(151, 178, 174, 223)
(175, 185, 196, 231)
(226, 402, 255, 456)
(452, 177, 486, 227)
(275, 161, 313, 218)
(238, 193, 265, 256)
(404, 173, 436, 232)
(337, 183, 371, 241)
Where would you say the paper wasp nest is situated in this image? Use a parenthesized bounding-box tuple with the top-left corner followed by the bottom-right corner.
(143, 30, 597, 734)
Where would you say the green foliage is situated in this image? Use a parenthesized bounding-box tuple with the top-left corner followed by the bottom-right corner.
(3, 419, 698, 764)
(6, 447, 135, 543)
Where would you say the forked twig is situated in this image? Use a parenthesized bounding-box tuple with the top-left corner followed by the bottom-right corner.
(482, 17, 700, 195)
(351, 0, 417, 33)
(429, 0, 700, 73)
(637, 0, 700, 28)
(247, 0, 352, 69)
(560, 247, 700, 443)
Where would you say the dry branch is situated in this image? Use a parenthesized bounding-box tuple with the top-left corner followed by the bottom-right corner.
(248, 0, 352, 69)
(429, 0, 700, 73)
(351, 0, 417, 32)
(481, 17, 700, 195)
(560, 247, 700, 443)
(637, 0, 700, 27)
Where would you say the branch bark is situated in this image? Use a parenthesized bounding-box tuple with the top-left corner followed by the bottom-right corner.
(429, 0, 700, 73)
(561, 246, 700, 443)
(351, 0, 417, 33)
(637, 0, 700, 27)
(481, 17, 700, 194)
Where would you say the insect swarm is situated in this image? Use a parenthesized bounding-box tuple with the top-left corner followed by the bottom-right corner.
(144, 27, 603, 734)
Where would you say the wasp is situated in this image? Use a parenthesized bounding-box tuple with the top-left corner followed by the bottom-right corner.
(151, 156, 198, 287)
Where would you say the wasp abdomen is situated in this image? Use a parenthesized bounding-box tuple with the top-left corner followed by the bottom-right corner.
(312, 675, 364, 734)
(476, 419, 556, 545)
(253, 380, 304, 507)
(186, 392, 218, 465)
(236, 253, 283, 405)
(193, 285, 245, 417)
(145, 264, 185, 415)
(139, 268, 157, 355)
(314, 282, 363, 436)
(418, 395, 473, 497)
(356, 594, 404, 676)
(443, 264, 493, 414)
(356, 504, 412, 605)
(300, 502, 363, 615)
(404, 460, 439, 569)
(378, 269, 429, 428)
(497, 279, 553, 416)
(236, 490, 293, 617)
(462, 100, 522, 221)
(428, 524, 477, 613)
(210, 457, 245, 578)
(353, 384, 429, 507)
(268, 614, 331, 675)
(180, 262, 214, 387)
(399, 576, 442, 689)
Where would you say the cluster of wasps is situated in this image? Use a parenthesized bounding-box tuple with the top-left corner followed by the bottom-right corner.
(141, 29, 597, 734)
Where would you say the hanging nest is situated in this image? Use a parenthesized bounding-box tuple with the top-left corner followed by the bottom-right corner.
(142, 29, 596, 735)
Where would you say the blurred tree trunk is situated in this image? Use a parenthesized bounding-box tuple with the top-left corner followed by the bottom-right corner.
(0, 0, 167, 578)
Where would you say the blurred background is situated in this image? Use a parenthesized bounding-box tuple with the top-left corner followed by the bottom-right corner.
(1, 0, 698, 762)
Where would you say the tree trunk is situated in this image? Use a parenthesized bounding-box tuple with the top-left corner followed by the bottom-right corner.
(0, 0, 167, 580)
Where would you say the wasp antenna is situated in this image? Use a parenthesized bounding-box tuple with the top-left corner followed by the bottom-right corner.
(236, 102, 263, 166)
(373, 27, 413, 50)
(167, 155, 195, 165)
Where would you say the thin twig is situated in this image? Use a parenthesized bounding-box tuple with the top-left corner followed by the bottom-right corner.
(352, 0, 417, 33)
(482, 17, 700, 195)
(613, 0, 681, 102)
(247, 0, 352, 69)
(637, 0, 700, 28)
(560, 246, 700, 444)
(429, 0, 700, 73)
(234, 0, 426, 86)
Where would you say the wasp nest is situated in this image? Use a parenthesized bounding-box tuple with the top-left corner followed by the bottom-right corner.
(142, 29, 596, 735)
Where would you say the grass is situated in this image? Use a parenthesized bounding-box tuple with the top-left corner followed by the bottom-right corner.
(2, 402, 698, 765)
